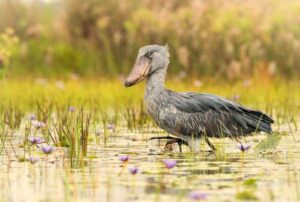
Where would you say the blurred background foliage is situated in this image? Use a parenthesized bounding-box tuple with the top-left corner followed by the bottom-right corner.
(1, 0, 300, 80)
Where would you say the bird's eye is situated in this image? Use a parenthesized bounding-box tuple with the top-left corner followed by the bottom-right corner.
(145, 52, 153, 58)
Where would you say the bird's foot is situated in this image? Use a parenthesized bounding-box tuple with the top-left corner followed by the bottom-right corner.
(165, 138, 189, 152)
(149, 136, 188, 152)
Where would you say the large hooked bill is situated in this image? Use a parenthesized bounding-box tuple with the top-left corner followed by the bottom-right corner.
(124, 56, 151, 87)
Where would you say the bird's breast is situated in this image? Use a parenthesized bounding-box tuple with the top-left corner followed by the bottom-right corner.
(144, 88, 186, 136)
(145, 95, 178, 130)
(144, 94, 161, 123)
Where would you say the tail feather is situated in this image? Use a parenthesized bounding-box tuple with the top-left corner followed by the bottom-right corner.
(243, 109, 274, 134)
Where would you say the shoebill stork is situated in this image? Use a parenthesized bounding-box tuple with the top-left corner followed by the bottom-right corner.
(124, 44, 274, 152)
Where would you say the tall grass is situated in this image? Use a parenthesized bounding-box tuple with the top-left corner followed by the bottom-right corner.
(0, 78, 298, 126)
(0, 0, 300, 79)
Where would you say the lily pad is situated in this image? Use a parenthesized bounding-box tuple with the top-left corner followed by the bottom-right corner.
(254, 133, 281, 151)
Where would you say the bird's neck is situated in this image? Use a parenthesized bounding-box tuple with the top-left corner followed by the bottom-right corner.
(146, 69, 166, 95)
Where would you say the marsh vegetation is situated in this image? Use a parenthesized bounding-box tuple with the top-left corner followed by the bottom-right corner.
(0, 78, 299, 201)
(0, 0, 300, 201)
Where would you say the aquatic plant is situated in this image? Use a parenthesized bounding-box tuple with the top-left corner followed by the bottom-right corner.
(128, 167, 139, 175)
(162, 159, 177, 169)
(68, 106, 76, 112)
(3, 107, 24, 129)
(106, 123, 115, 131)
(28, 137, 43, 145)
(237, 143, 251, 152)
(118, 155, 130, 176)
(124, 101, 149, 130)
(236, 191, 258, 200)
(0, 78, 297, 201)
(95, 130, 101, 137)
(243, 178, 257, 188)
(29, 114, 36, 121)
(236, 178, 258, 200)
(41, 145, 54, 155)
(254, 132, 281, 151)
(189, 191, 207, 201)
(32, 120, 46, 129)
(119, 156, 129, 163)
(79, 108, 91, 157)
(28, 156, 39, 164)
(0, 119, 9, 156)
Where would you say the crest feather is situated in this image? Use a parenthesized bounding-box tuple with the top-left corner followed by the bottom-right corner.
(164, 44, 170, 58)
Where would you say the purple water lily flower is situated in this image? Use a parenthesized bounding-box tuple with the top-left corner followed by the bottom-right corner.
(68, 106, 76, 112)
(119, 155, 129, 163)
(128, 167, 139, 175)
(28, 156, 39, 164)
(107, 123, 115, 130)
(95, 130, 102, 136)
(163, 159, 177, 169)
(237, 143, 251, 152)
(41, 145, 54, 154)
(189, 191, 207, 200)
(29, 114, 36, 121)
(32, 120, 46, 129)
(28, 136, 43, 144)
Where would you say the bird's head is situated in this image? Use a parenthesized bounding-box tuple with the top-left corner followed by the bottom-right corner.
(124, 44, 169, 87)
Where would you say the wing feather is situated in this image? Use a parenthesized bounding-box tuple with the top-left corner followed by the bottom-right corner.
(168, 90, 274, 137)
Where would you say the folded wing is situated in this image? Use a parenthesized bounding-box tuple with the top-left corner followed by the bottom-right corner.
(168, 91, 274, 138)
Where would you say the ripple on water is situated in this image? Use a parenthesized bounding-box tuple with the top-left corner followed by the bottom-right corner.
(0, 124, 299, 202)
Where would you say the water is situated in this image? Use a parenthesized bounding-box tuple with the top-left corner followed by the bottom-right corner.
(0, 124, 299, 202)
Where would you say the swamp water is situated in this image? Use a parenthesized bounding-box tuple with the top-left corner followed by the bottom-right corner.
(0, 121, 299, 202)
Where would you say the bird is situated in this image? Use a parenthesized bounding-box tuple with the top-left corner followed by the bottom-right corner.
(124, 44, 274, 152)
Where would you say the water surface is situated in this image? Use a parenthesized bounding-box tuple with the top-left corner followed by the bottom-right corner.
(0, 123, 299, 202)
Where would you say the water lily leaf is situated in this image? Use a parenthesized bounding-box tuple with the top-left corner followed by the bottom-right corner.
(236, 191, 258, 200)
(243, 178, 257, 188)
(254, 133, 281, 151)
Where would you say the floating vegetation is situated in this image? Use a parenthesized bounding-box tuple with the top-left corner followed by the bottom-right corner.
(243, 178, 257, 188)
(236, 191, 258, 200)
(254, 132, 282, 151)
(236, 179, 259, 200)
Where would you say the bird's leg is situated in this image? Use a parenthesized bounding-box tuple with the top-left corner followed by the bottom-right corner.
(149, 136, 174, 141)
(149, 136, 188, 152)
(148, 136, 176, 151)
(204, 136, 217, 151)
(165, 138, 189, 152)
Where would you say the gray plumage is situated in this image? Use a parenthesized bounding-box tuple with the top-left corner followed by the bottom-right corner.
(125, 44, 274, 151)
